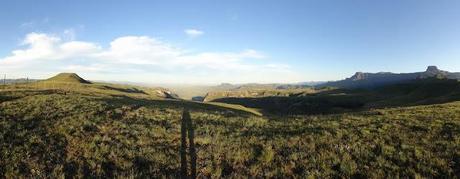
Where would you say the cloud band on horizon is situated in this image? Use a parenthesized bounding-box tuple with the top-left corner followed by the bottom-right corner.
(0, 32, 303, 84)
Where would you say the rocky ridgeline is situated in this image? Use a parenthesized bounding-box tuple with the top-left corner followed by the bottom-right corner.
(319, 66, 460, 89)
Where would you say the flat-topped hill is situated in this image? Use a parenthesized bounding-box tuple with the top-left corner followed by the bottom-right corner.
(45, 73, 91, 84)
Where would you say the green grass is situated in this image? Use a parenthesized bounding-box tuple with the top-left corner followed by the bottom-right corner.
(2, 79, 177, 100)
(1, 79, 460, 178)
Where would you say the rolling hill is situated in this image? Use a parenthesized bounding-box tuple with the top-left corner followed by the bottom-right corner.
(165, 83, 312, 101)
(203, 88, 318, 102)
(207, 78, 460, 115)
(5, 73, 182, 100)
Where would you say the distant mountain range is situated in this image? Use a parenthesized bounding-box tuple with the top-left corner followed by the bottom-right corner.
(214, 82, 326, 91)
(317, 66, 460, 89)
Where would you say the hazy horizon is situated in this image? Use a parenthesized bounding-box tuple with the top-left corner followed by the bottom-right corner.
(1, 0, 460, 83)
(1, 65, 453, 86)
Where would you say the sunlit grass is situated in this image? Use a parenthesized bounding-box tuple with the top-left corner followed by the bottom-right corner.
(1, 80, 459, 178)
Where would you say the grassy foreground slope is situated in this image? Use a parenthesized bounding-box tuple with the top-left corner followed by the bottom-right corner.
(1, 77, 460, 178)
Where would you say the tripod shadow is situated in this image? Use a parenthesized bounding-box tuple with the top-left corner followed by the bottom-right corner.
(180, 109, 197, 179)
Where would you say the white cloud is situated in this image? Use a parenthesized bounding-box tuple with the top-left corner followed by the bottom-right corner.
(0, 32, 303, 83)
(97, 36, 182, 65)
(3, 33, 100, 66)
(184, 29, 204, 38)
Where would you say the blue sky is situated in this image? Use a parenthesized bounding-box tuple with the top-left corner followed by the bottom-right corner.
(1, 0, 460, 84)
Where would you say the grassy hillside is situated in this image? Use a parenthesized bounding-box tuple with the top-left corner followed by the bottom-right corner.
(1, 77, 460, 178)
(160, 84, 235, 100)
(209, 78, 460, 115)
(45, 73, 91, 84)
(3, 81, 174, 101)
(370, 78, 460, 107)
(204, 88, 317, 102)
(165, 83, 312, 100)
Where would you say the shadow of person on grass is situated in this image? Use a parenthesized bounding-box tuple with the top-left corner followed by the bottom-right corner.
(180, 109, 197, 179)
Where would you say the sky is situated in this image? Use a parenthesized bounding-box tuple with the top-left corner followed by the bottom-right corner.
(1, 0, 460, 84)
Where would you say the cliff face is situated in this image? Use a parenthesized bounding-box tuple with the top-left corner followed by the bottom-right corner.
(319, 66, 460, 89)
